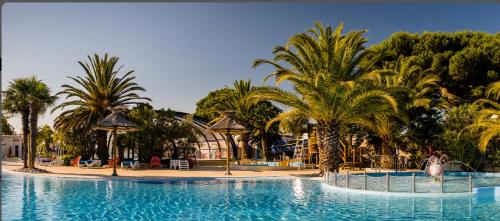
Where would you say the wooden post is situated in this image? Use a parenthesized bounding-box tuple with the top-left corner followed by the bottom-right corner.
(225, 131, 232, 176)
(111, 127, 118, 176)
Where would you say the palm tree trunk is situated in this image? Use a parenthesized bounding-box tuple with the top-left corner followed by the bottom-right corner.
(239, 133, 250, 160)
(171, 140, 178, 159)
(21, 109, 30, 168)
(29, 106, 38, 168)
(317, 123, 341, 173)
(96, 130, 109, 165)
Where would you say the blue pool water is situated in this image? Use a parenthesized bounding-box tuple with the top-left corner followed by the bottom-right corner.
(2, 172, 500, 220)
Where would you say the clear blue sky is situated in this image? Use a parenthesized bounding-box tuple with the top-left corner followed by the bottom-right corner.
(3, 3, 500, 132)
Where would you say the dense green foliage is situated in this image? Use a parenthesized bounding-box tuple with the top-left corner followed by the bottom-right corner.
(1, 116, 14, 135)
(366, 31, 500, 168)
(195, 88, 234, 120)
(438, 105, 485, 169)
(3, 77, 56, 168)
(53, 54, 149, 164)
(3, 78, 33, 167)
(254, 22, 399, 172)
(37, 124, 54, 157)
(370, 31, 500, 102)
(125, 104, 199, 162)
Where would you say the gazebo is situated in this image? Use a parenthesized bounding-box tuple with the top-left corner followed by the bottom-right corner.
(209, 111, 246, 175)
(93, 107, 138, 176)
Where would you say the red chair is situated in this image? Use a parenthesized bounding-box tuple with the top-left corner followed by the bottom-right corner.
(70, 156, 81, 167)
(151, 156, 161, 168)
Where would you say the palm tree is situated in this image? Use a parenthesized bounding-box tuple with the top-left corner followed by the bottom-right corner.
(53, 54, 150, 164)
(253, 22, 399, 172)
(26, 77, 57, 168)
(467, 80, 500, 151)
(3, 78, 32, 168)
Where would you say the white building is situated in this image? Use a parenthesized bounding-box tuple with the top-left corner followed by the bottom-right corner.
(2, 134, 23, 159)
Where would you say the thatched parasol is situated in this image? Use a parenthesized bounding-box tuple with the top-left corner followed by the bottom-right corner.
(93, 107, 138, 176)
(209, 111, 247, 175)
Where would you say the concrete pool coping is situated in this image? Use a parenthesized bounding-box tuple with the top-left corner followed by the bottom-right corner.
(1, 160, 321, 181)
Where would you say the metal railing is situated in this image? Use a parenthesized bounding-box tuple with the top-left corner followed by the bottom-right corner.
(324, 170, 473, 194)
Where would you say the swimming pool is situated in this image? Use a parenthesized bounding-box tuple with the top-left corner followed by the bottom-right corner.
(2, 172, 500, 220)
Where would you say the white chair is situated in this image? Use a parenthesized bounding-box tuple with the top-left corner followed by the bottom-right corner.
(86, 160, 102, 168)
(48, 159, 63, 166)
(178, 160, 189, 171)
(170, 160, 179, 170)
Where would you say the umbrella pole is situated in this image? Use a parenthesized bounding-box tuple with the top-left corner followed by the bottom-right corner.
(111, 127, 118, 176)
(225, 131, 232, 176)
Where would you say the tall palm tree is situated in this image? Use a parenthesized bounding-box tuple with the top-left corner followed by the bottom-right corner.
(53, 54, 150, 164)
(26, 77, 57, 168)
(3, 78, 32, 168)
(253, 22, 398, 172)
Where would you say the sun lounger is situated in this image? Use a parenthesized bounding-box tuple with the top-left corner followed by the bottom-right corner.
(36, 157, 54, 166)
(48, 159, 64, 166)
(86, 160, 102, 168)
(78, 160, 89, 168)
(121, 160, 139, 170)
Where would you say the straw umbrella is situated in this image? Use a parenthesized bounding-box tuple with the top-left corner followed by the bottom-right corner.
(93, 107, 138, 176)
(209, 111, 247, 175)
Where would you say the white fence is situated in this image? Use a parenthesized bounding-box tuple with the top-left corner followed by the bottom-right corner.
(324, 171, 472, 193)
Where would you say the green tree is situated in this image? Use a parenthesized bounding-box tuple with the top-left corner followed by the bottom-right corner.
(26, 77, 57, 168)
(53, 54, 150, 164)
(440, 104, 486, 170)
(37, 124, 54, 157)
(126, 104, 200, 162)
(253, 22, 399, 172)
(370, 31, 500, 102)
(1, 115, 14, 135)
(195, 88, 234, 120)
(3, 78, 33, 168)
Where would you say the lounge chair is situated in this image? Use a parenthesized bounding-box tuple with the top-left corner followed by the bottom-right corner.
(121, 160, 139, 170)
(48, 159, 64, 166)
(85, 160, 102, 168)
(36, 157, 54, 166)
(151, 156, 161, 168)
(79, 160, 90, 168)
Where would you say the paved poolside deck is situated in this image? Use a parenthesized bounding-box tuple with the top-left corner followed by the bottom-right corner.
(1, 159, 321, 179)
